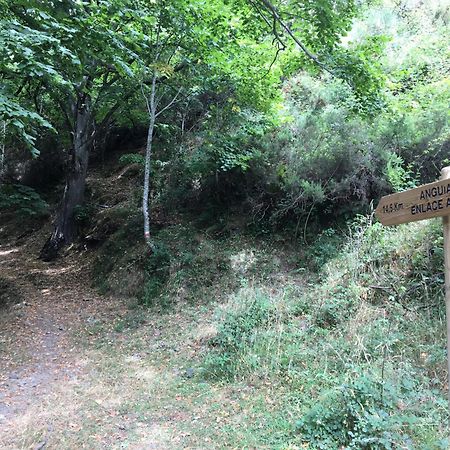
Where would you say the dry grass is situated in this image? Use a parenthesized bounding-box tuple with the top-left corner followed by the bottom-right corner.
(1, 271, 277, 450)
(0, 214, 307, 450)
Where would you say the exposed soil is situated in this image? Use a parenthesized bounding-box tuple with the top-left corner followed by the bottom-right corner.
(0, 227, 236, 450)
(0, 167, 296, 448)
(0, 160, 223, 449)
(0, 231, 129, 448)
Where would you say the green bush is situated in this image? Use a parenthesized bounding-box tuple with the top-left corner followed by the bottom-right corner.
(297, 372, 447, 449)
(212, 290, 274, 353)
(203, 215, 448, 445)
(0, 183, 48, 219)
(305, 227, 342, 270)
(118, 153, 145, 166)
(141, 241, 172, 307)
(313, 283, 360, 329)
(205, 287, 293, 379)
(205, 289, 275, 378)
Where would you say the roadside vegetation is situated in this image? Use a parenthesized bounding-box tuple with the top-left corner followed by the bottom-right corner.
(1, 0, 449, 448)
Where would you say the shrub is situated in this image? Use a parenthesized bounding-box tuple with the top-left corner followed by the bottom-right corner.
(206, 289, 271, 379)
(305, 227, 342, 270)
(203, 215, 448, 445)
(141, 241, 172, 307)
(0, 183, 48, 219)
(205, 287, 295, 379)
(297, 371, 446, 449)
(313, 283, 361, 329)
(212, 289, 274, 353)
(118, 153, 145, 166)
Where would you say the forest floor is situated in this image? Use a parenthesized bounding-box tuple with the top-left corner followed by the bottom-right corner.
(0, 229, 282, 449)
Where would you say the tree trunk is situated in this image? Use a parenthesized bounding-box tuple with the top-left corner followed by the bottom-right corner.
(143, 114, 155, 249)
(40, 95, 92, 261)
(141, 74, 181, 251)
(142, 75, 157, 252)
(0, 120, 5, 180)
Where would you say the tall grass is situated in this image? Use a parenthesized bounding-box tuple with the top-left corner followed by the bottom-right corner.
(205, 215, 449, 448)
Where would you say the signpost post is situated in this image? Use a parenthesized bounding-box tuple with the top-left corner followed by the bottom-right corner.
(375, 166, 450, 418)
(441, 167, 450, 415)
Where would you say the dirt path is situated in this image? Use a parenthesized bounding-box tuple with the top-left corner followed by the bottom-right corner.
(0, 233, 282, 449)
(0, 237, 130, 448)
(0, 236, 234, 450)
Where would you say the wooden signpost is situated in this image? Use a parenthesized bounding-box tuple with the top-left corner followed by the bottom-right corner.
(376, 177, 450, 226)
(376, 167, 450, 416)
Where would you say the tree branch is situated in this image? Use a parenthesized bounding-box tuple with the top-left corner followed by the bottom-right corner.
(96, 92, 134, 136)
(250, 0, 335, 77)
(155, 87, 183, 118)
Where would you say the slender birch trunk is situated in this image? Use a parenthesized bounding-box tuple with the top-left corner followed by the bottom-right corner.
(142, 73, 157, 251)
(0, 120, 5, 180)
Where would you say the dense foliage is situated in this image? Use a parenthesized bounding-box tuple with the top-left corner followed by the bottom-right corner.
(2, 0, 448, 234)
(1, 0, 449, 447)
(98, 1, 445, 240)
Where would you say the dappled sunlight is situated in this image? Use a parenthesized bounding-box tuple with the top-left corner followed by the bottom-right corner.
(0, 248, 19, 257)
(230, 249, 257, 275)
(129, 423, 174, 450)
(133, 367, 159, 383)
(33, 266, 79, 277)
(193, 323, 217, 343)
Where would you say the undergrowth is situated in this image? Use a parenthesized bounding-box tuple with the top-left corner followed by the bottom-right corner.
(0, 184, 48, 220)
(92, 220, 284, 309)
(91, 205, 448, 447)
(205, 215, 448, 448)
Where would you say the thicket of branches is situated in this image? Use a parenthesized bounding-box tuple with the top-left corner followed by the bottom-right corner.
(0, 0, 449, 242)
